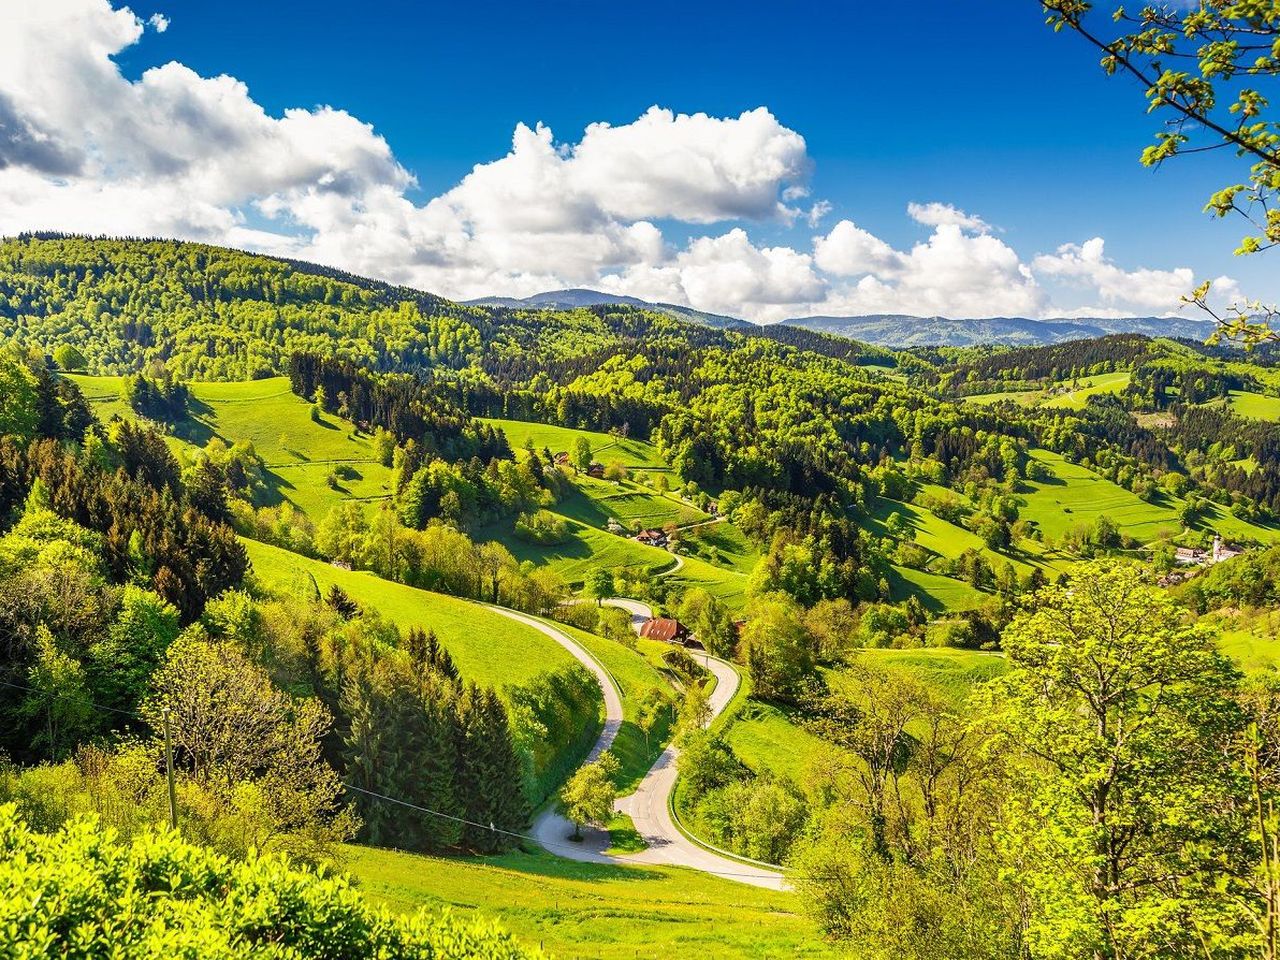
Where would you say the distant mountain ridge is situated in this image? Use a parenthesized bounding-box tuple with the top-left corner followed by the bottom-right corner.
(463, 289, 748, 330)
(782, 313, 1217, 347)
(463, 288, 1214, 346)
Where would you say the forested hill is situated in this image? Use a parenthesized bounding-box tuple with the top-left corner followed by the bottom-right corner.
(0, 233, 902, 382)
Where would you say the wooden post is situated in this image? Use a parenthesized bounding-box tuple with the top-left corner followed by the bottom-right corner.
(162, 706, 177, 831)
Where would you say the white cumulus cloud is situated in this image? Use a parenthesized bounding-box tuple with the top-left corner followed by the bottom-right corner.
(1032, 237, 1196, 315)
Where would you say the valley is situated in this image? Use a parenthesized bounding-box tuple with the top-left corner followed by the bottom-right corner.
(5, 236, 1280, 958)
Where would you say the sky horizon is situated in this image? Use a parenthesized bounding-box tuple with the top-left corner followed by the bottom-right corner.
(3, 0, 1275, 323)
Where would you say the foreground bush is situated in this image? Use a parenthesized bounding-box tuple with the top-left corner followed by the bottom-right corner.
(0, 804, 543, 959)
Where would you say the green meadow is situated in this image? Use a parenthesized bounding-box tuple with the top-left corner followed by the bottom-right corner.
(71, 374, 394, 520)
(890, 564, 988, 612)
(244, 538, 574, 689)
(963, 371, 1131, 409)
(1020, 449, 1277, 545)
(343, 845, 832, 960)
(1228, 389, 1280, 421)
(481, 417, 669, 469)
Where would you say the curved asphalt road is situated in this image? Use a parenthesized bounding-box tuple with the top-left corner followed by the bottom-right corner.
(491, 598, 786, 889)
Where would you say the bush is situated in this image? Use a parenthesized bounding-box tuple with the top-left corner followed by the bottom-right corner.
(514, 509, 570, 545)
(0, 804, 543, 959)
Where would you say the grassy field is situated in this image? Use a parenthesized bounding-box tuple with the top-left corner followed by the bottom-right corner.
(343, 845, 832, 960)
(662, 553, 752, 609)
(498, 515, 677, 584)
(963, 371, 1131, 409)
(1020, 449, 1277, 545)
(244, 539, 575, 690)
(725, 701, 828, 785)
(726, 649, 1006, 790)
(679, 520, 761, 575)
(481, 418, 669, 470)
(1219, 628, 1280, 673)
(1042, 371, 1132, 409)
(1020, 449, 1183, 544)
(70, 374, 393, 520)
(554, 476, 708, 529)
(1228, 390, 1280, 421)
(889, 564, 988, 612)
(868, 496, 1042, 576)
(861, 647, 1008, 701)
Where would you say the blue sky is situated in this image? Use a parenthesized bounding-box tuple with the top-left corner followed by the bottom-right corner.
(3, 0, 1273, 320)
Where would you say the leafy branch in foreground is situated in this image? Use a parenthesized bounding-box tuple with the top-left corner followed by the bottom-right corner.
(1043, 0, 1279, 341)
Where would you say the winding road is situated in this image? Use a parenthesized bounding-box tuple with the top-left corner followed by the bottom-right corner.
(488, 599, 787, 890)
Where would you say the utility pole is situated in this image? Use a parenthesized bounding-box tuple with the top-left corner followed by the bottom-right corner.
(162, 706, 177, 831)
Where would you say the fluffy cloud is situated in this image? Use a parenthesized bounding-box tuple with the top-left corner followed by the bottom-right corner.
(906, 201, 991, 234)
(810, 212, 1043, 318)
(0, 0, 1249, 322)
(1032, 238, 1196, 314)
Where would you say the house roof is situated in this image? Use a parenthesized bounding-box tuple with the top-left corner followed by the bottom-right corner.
(640, 618, 686, 642)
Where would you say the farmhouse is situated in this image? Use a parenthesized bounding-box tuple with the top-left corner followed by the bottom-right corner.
(1174, 535, 1243, 567)
(640, 617, 690, 645)
(553, 451, 570, 466)
(635, 528, 668, 547)
(586, 462, 605, 478)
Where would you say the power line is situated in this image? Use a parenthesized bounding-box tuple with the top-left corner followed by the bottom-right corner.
(340, 781, 786, 881)
(0, 677, 143, 719)
(0, 677, 789, 882)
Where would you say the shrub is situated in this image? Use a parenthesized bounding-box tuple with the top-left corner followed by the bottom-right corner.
(514, 509, 570, 545)
(0, 804, 543, 959)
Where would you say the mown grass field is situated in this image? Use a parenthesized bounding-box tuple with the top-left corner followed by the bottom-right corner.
(1228, 390, 1280, 421)
(70, 374, 393, 520)
(343, 845, 833, 960)
(497, 515, 677, 584)
(481, 418, 669, 470)
(244, 539, 574, 689)
(662, 552, 752, 609)
(1219, 628, 1280, 673)
(679, 520, 761, 575)
(553, 476, 707, 529)
(725, 700, 827, 785)
(1042, 371, 1132, 409)
(1019, 449, 1180, 543)
(890, 564, 987, 612)
(1020, 449, 1277, 545)
(861, 647, 1009, 701)
(963, 371, 1131, 409)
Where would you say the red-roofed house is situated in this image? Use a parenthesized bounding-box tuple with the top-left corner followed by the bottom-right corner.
(639, 617, 690, 645)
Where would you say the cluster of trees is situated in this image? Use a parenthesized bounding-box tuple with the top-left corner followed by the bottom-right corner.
(937, 335, 1152, 394)
(287, 353, 508, 461)
(341, 629, 528, 853)
(314, 503, 569, 613)
(679, 563, 1280, 960)
(122, 371, 189, 422)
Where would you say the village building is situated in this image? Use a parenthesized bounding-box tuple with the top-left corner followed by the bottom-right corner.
(1174, 534, 1242, 567)
(639, 617, 691, 645)
(586, 462, 605, 479)
(635, 528, 668, 547)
